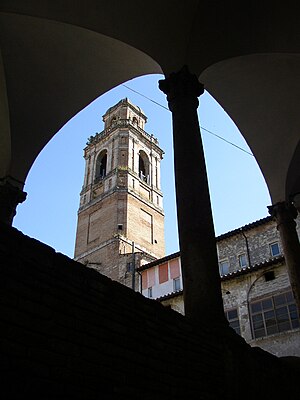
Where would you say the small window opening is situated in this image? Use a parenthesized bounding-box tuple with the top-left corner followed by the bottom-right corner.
(219, 260, 229, 275)
(126, 262, 133, 273)
(270, 242, 280, 257)
(173, 277, 181, 292)
(148, 287, 153, 298)
(264, 271, 275, 282)
(239, 254, 247, 268)
(118, 224, 123, 230)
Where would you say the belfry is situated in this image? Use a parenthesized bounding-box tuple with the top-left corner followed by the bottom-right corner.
(74, 99, 165, 289)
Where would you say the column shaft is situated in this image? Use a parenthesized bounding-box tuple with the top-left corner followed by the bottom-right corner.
(159, 67, 225, 324)
(269, 202, 300, 312)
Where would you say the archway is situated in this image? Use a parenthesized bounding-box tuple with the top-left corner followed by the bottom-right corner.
(95, 150, 107, 181)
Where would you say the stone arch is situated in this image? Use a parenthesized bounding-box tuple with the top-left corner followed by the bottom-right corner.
(0, 13, 162, 185)
(95, 150, 108, 181)
(139, 150, 150, 183)
(110, 115, 117, 126)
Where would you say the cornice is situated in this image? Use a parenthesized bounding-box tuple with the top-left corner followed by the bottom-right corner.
(85, 119, 164, 156)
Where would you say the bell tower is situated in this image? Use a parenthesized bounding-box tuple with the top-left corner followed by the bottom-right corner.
(74, 98, 165, 288)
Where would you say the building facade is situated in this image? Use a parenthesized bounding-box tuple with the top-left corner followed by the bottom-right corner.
(74, 99, 165, 289)
(138, 216, 300, 357)
(74, 99, 299, 357)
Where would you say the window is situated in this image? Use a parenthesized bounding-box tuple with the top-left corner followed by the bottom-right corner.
(169, 259, 180, 279)
(126, 262, 133, 273)
(225, 308, 241, 335)
(118, 224, 123, 230)
(250, 290, 300, 339)
(138, 151, 149, 183)
(219, 260, 229, 275)
(173, 277, 181, 292)
(148, 287, 153, 298)
(270, 242, 280, 257)
(264, 270, 275, 282)
(159, 263, 168, 284)
(239, 254, 247, 268)
(95, 150, 107, 181)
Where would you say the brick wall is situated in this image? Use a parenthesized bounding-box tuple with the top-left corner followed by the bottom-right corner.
(0, 223, 298, 399)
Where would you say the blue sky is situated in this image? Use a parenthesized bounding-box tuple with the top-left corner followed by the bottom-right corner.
(13, 74, 271, 257)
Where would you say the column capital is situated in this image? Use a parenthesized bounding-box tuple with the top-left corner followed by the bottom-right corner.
(268, 201, 298, 228)
(0, 177, 27, 225)
(159, 66, 204, 110)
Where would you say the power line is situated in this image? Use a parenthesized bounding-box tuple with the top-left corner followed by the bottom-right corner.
(199, 127, 253, 156)
(122, 84, 169, 111)
(122, 83, 254, 157)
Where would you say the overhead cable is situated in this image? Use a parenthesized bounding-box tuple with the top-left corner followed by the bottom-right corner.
(122, 84, 254, 157)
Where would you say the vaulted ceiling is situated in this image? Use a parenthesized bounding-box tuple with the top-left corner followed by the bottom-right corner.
(0, 1, 299, 204)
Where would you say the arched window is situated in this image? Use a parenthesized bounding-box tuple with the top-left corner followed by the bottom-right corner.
(95, 150, 107, 181)
(139, 151, 149, 183)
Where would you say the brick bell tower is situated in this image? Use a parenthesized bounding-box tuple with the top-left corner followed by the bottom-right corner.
(74, 98, 165, 289)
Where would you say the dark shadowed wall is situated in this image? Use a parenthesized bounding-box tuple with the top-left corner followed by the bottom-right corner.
(0, 223, 298, 399)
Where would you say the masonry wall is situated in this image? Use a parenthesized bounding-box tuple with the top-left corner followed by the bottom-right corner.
(221, 263, 300, 355)
(74, 192, 125, 258)
(251, 328, 300, 357)
(217, 216, 300, 273)
(159, 263, 300, 357)
(127, 193, 165, 258)
(217, 220, 280, 272)
(162, 295, 185, 315)
(1, 223, 299, 399)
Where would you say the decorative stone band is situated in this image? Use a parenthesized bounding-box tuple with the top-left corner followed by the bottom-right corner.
(86, 119, 159, 147)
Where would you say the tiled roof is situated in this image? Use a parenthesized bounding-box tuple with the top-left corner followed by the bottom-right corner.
(220, 255, 285, 280)
(221, 256, 284, 281)
(156, 289, 183, 302)
(137, 251, 180, 271)
(216, 216, 273, 241)
(155, 255, 285, 302)
(138, 216, 274, 272)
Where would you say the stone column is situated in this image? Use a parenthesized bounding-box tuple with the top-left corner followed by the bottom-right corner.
(159, 66, 226, 325)
(268, 202, 300, 311)
(0, 177, 27, 225)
